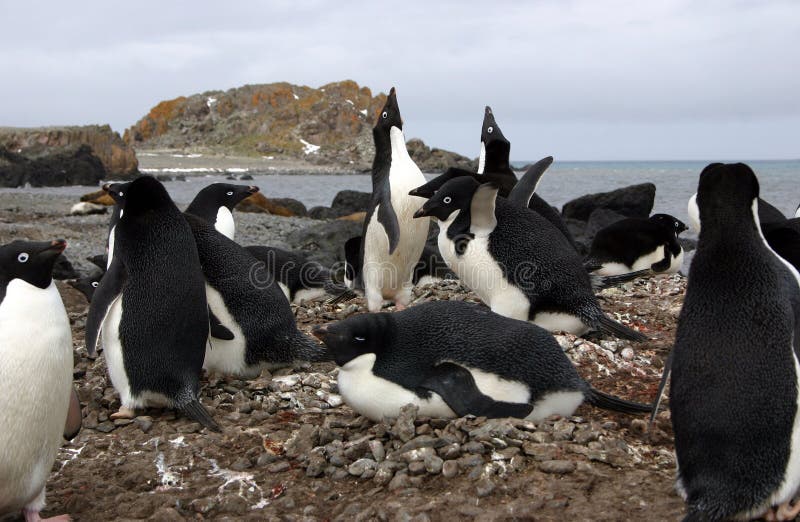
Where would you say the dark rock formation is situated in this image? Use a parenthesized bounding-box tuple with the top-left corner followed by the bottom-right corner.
(0, 145, 107, 187)
(285, 220, 362, 267)
(331, 190, 371, 216)
(406, 138, 478, 173)
(561, 183, 656, 222)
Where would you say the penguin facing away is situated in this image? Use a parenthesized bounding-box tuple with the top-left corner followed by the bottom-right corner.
(585, 214, 688, 276)
(85, 176, 219, 430)
(312, 300, 651, 422)
(413, 177, 647, 341)
(184, 214, 327, 378)
(0, 239, 74, 521)
(358, 87, 429, 312)
(185, 183, 259, 240)
(671, 163, 800, 521)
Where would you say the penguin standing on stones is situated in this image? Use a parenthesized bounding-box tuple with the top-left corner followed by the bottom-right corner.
(313, 300, 651, 422)
(0, 239, 77, 521)
(584, 214, 688, 276)
(413, 177, 646, 340)
(185, 183, 259, 240)
(671, 163, 800, 521)
(356, 87, 429, 312)
(183, 214, 327, 378)
(86, 176, 219, 430)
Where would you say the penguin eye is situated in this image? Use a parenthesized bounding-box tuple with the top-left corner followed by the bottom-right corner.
(91, 281, 99, 288)
(443, 196, 452, 204)
(487, 126, 493, 134)
(17, 253, 29, 263)
(354, 336, 366, 342)
(226, 191, 234, 196)
(118, 191, 124, 197)
(381, 111, 388, 119)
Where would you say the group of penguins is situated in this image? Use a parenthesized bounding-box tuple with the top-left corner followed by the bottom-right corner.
(3, 88, 800, 521)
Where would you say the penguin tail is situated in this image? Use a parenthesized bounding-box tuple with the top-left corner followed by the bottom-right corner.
(323, 277, 358, 304)
(596, 314, 649, 342)
(586, 388, 652, 414)
(180, 399, 221, 432)
(590, 269, 651, 291)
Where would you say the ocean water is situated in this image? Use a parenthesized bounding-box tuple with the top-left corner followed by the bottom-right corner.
(2, 160, 798, 224)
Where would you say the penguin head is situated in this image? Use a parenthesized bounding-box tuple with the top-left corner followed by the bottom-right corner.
(480, 106, 510, 173)
(695, 162, 760, 232)
(192, 183, 259, 212)
(102, 181, 132, 208)
(120, 176, 175, 217)
(649, 213, 687, 235)
(413, 177, 481, 221)
(481, 106, 509, 148)
(374, 87, 403, 133)
(68, 274, 101, 302)
(0, 239, 67, 289)
(312, 313, 393, 367)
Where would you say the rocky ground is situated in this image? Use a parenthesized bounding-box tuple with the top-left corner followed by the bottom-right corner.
(1, 192, 689, 521)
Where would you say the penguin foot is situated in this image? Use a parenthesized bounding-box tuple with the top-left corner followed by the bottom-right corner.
(394, 302, 407, 311)
(111, 406, 136, 420)
(765, 500, 800, 521)
(23, 510, 71, 522)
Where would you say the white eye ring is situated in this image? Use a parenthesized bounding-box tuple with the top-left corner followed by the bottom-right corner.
(355, 336, 365, 342)
(17, 253, 29, 263)
(91, 281, 99, 288)
(443, 196, 452, 204)
(382, 111, 388, 119)
(487, 126, 493, 134)
(119, 191, 124, 197)
(226, 191, 234, 196)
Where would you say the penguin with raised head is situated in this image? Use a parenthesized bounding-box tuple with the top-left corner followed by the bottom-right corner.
(357, 87, 429, 312)
(413, 177, 646, 340)
(185, 183, 259, 240)
(183, 214, 326, 378)
(86, 176, 219, 430)
(585, 214, 688, 276)
(0, 239, 76, 521)
(671, 163, 800, 522)
(313, 300, 651, 422)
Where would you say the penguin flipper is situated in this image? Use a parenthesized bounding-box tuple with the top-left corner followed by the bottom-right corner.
(650, 245, 672, 272)
(377, 190, 401, 255)
(595, 314, 649, 342)
(419, 362, 533, 419)
(180, 399, 221, 432)
(585, 387, 653, 414)
(469, 183, 500, 236)
(648, 351, 673, 430)
(590, 269, 651, 291)
(506, 156, 554, 208)
(85, 257, 126, 357)
(208, 308, 234, 340)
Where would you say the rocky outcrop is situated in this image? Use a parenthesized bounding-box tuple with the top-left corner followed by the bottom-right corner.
(562, 183, 656, 222)
(406, 138, 478, 172)
(0, 125, 138, 178)
(235, 192, 303, 217)
(0, 145, 107, 187)
(125, 80, 474, 172)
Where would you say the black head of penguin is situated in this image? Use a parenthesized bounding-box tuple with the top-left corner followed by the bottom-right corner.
(649, 213, 688, 235)
(186, 183, 259, 217)
(0, 239, 67, 291)
(69, 275, 101, 302)
(119, 176, 176, 218)
(374, 87, 403, 134)
(103, 181, 132, 208)
(413, 176, 481, 221)
(480, 106, 510, 172)
(696, 163, 761, 235)
(312, 313, 393, 367)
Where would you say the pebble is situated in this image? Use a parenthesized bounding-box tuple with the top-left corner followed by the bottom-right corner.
(475, 478, 495, 497)
(369, 440, 386, 462)
(393, 404, 418, 443)
(621, 347, 635, 360)
(539, 460, 577, 474)
(442, 460, 459, 478)
(267, 461, 291, 473)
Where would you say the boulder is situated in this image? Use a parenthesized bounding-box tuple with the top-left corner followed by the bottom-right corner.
(285, 220, 362, 267)
(308, 206, 340, 220)
(561, 183, 656, 222)
(0, 144, 107, 187)
(584, 208, 628, 243)
(406, 138, 478, 173)
(235, 192, 300, 217)
(331, 190, 371, 216)
(268, 197, 307, 217)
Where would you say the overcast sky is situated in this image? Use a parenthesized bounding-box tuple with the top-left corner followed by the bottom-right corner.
(1, 0, 797, 160)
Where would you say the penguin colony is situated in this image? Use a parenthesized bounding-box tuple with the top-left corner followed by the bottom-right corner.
(1, 88, 798, 521)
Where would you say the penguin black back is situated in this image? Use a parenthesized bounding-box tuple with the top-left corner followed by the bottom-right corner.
(671, 163, 800, 520)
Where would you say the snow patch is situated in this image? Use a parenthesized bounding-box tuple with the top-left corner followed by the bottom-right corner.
(299, 138, 320, 155)
(360, 109, 368, 116)
(208, 459, 267, 509)
(293, 93, 299, 100)
(346, 99, 354, 105)
(207, 97, 217, 107)
(155, 452, 182, 489)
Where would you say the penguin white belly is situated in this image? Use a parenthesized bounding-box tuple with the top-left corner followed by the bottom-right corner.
(292, 287, 327, 305)
(438, 227, 529, 321)
(336, 354, 455, 421)
(595, 247, 664, 276)
(531, 312, 589, 336)
(102, 297, 138, 408)
(666, 248, 684, 274)
(0, 281, 71, 513)
(203, 284, 254, 378)
(215, 207, 235, 240)
(527, 391, 585, 421)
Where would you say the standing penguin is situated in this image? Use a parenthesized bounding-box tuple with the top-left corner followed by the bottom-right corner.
(86, 176, 219, 430)
(413, 177, 646, 340)
(671, 163, 800, 521)
(357, 87, 429, 312)
(585, 214, 688, 276)
(183, 214, 326, 378)
(185, 183, 259, 240)
(313, 301, 651, 422)
(102, 181, 130, 269)
(0, 239, 75, 521)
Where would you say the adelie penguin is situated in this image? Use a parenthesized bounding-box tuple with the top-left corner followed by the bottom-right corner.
(313, 300, 652, 422)
(186, 183, 259, 240)
(413, 176, 647, 340)
(183, 213, 327, 378)
(356, 87, 429, 312)
(584, 214, 688, 276)
(671, 163, 800, 521)
(409, 106, 578, 250)
(0, 239, 80, 522)
(86, 176, 220, 431)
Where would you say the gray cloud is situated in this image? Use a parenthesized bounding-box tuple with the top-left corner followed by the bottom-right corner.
(1, 0, 797, 159)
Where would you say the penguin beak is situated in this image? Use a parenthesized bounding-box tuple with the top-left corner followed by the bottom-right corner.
(312, 325, 329, 342)
(413, 205, 431, 219)
(42, 239, 67, 256)
(247, 186, 259, 195)
(102, 183, 111, 192)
